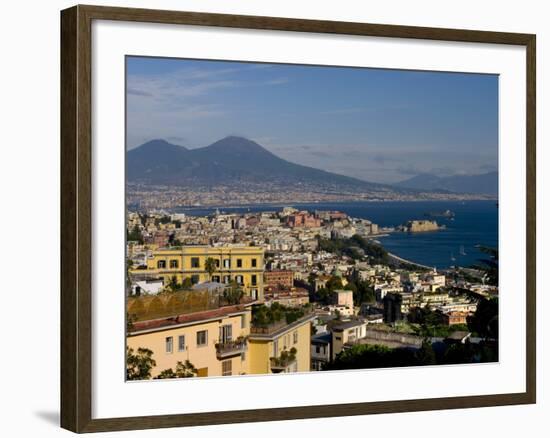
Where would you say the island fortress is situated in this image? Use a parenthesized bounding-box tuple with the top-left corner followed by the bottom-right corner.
(402, 220, 443, 233)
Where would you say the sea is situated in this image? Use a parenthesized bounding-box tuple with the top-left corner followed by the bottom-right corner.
(172, 200, 498, 270)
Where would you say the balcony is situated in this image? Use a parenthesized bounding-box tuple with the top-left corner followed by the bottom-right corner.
(270, 347, 297, 373)
(215, 337, 248, 360)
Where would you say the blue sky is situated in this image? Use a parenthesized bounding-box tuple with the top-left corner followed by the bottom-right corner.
(126, 56, 498, 183)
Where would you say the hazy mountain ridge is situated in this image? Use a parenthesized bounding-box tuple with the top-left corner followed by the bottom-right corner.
(127, 136, 496, 197)
(395, 171, 498, 195)
(128, 136, 395, 191)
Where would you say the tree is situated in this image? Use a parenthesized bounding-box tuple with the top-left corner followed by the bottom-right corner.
(314, 287, 330, 304)
(325, 276, 343, 291)
(127, 225, 144, 244)
(414, 340, 437, 365)
(181, 277, 193, 289)
(126, 312, 137, 331)
(346, 279, 375, 305)
(223, 281, 244, 305)
(168, 275, 180, 292)
(126, 259, 134, 295)
(155, 360, 198, 379)
(472, 246, 498, 286)
(204, 257, 217, 281)
(468, 297, 498, 340)
(126, 347, 156, 380)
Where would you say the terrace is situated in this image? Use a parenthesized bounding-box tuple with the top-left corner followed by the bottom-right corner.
(215, 336, 248, 360)
(250, 303, 314, 336)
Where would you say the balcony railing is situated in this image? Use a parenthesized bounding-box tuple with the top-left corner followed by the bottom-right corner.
(270, 347, 297, 373)
(215, 338, 248, 359)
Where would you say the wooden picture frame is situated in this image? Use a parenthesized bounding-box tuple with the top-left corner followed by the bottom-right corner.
(60, 4, 536, 433)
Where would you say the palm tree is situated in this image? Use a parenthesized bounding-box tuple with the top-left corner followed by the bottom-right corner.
(204, 257, 217, 281)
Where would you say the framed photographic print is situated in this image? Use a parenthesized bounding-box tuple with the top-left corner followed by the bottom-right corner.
(60, 4, 536, 433)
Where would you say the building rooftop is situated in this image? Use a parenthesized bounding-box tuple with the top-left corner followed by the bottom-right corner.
(312, 332, 331, 345)
(330, 318, 367, 332)
(249, 312, 316, 340)
(128, 301, 255, 335)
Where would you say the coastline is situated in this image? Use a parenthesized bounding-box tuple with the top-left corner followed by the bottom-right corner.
(136, 199, 496, 270)
(165, 198, 497, 213)
(387, 252, 435, 270)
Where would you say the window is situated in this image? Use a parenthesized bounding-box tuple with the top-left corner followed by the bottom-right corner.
(219, 324, 232, 343)
(191, 274, 200, 284)
(273, 339, 278, 357)
(223, 275, 230, 284)
(251, 274, 257, 286)
(169, 259, 178, 269)
(165, 336, 173, 353)
(236, 259, 243, 268)
(251, 289, 258, 300)
(293, 331, 298, 344)
(241, 314, 247, 329)
(157, 260, 166, 269)
(251, 258, 257, 268)
(222, 360, 232, 376)
(236, 275, 243, 285)
(315, 345, 321, 354)
(223, 259, 231, 269)
(212, 275, 220, 283)
(197, 330, 208, 346)
(215, 259, 220, 268)
(178, 335, 185, 352)
(241, 352, 246, 362)
(191, 257, 200, 268)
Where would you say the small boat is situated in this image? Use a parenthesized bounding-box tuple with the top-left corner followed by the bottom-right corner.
(451, 253, 456, 262)
(459, 245, 467, 256)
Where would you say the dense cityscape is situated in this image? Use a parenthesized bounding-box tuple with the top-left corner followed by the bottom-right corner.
(126, 206, 498, 380)
(127, 182, 496, 210)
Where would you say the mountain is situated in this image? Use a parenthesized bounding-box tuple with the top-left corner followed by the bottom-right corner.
(127, 139, 190, 179)
(395, 171, 498, 195)
(127, 136, 392, 191)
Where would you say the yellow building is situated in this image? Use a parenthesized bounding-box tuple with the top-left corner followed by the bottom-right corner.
(127, 302, 253, 378)
(127, 300, 315, 378)
(134, 245, 265, 300)
(248, 313, 315, 374)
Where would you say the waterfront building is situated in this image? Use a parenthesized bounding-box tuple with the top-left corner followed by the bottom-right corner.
(285, 212, 321, 228)
(133, 245, 265, 300)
